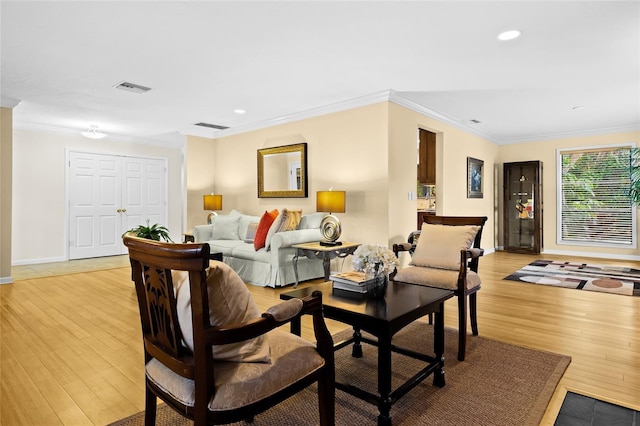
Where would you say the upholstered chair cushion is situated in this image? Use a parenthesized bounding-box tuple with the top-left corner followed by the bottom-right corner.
(172, 261, 270, 362)
(145, 328, 324, 411)
(210, 215, 240, 240)
(394, 266, 481, 291)
(410, 224, 480, 270)
(254, 209, 279, 250)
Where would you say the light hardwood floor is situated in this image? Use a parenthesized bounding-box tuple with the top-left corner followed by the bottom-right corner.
(2, 252, 639, 425)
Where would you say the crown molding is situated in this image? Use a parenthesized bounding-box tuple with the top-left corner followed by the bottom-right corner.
(387, 91, 499, 144)
(205, 90, 394, 139)
(499, 124, 640, 145)
(1, 96, 21, 108)
(203, 89, 503, 144)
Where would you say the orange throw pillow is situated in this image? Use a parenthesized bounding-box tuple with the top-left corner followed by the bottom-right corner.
(254, 209, 279, 250)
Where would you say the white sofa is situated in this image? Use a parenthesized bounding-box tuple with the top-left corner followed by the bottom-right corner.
(192, 209, 325, 288)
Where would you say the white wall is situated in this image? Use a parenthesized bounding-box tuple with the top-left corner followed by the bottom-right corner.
(11, 128, 184, 264)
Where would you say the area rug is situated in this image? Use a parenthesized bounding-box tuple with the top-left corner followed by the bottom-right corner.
(504, 259, 640, 296)
(110, 322, 570, 426)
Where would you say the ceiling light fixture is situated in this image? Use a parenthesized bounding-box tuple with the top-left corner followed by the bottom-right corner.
(81, 125, 107, 139)
(234, 109, 246, 114)
(498, 30, 521, 41)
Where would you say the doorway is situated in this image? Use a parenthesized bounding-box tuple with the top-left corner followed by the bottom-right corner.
(68, 151, 167, 259)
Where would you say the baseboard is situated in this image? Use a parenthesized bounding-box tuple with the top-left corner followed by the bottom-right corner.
(12, 256, 67, 266)
(0, 276, 14, 285)
(542, 249, 640, 262)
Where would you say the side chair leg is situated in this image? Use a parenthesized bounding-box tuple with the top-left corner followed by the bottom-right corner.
(457, 295, 467, 361)
(318, 374, 336, 426)
(470, 292, 479, 336)
(144, 386, 157, 426)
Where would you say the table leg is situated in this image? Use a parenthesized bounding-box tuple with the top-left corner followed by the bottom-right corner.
(351, 327, 362, 358)
(433, 303, 446, 388)
(292, 251, 300, 288)
(377, 331, 393, 426)
(322, 253, 331, 281)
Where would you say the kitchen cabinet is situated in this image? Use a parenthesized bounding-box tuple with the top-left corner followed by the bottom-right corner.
(503, 161, 543, 254)
(418, 129, 436, 184)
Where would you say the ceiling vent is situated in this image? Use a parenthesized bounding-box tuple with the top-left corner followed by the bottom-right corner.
(195, 122, 229, 130)
(114, 81, 152, 94)
(470, 119, 482, 124)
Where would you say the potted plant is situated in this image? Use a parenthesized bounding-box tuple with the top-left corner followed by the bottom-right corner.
(124, 219, 173, 242)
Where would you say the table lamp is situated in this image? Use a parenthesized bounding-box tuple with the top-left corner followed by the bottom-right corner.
(316, 190, 345, 246)
(203, 194, 222, 224)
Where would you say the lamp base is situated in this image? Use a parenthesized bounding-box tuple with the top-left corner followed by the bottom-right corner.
(319, 213, 342, 244)
(320, 241, 342, 247)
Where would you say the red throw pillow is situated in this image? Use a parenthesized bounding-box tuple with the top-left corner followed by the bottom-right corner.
(254, 209, 279, 250)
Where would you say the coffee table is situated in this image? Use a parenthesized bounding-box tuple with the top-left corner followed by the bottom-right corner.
(281, 281, 453, 425)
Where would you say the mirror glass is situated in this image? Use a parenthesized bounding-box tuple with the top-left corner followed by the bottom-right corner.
(258, 143, 308, 198)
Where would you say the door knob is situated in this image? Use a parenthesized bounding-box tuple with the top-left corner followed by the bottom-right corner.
(117, 209, 122, 213)
(122, 208, 126, 213)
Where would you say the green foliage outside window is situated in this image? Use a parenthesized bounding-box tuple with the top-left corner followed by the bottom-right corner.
(560, 147, 633, 245)
(629, 148, 640, 206)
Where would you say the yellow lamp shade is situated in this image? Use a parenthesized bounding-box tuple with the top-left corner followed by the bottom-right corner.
(203, 194, 222, 211)
(316, 190, 345, 213)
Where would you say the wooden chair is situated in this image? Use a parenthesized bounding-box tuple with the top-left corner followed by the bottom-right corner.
(123, 235, 335, 425)
(391, 215, 487, 361)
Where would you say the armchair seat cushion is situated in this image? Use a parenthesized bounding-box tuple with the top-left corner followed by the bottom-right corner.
(145, 328, 325, 412)
(394, 266, 481, 291)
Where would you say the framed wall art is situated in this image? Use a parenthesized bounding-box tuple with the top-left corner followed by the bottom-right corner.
(467, 157, 484, 198)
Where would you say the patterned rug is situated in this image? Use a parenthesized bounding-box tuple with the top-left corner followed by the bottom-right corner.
(504, 259, 640, 296)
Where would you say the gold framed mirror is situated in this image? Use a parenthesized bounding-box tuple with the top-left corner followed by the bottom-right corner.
(258, 143, 308, 198)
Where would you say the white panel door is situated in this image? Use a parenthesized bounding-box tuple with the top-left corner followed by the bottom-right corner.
(69, 152, 122, 259)
(121, 157, 166, 237)
(69, 152, 167, 260)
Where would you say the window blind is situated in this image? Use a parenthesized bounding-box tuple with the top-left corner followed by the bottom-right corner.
(560, 147, 634, 246)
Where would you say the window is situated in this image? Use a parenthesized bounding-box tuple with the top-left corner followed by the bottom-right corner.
(557, 145, 636, 248)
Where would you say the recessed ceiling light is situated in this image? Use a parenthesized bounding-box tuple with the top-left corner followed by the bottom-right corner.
(234, 109, 246, 114)
(498, 30, 521, 41)
(572, 106, 585, 111)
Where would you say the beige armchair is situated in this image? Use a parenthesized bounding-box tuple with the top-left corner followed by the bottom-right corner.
(124, 235, 335, 425)
(391, 215, 487, 361)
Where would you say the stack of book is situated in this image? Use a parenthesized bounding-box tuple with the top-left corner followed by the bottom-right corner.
(330, 270, 375, 293)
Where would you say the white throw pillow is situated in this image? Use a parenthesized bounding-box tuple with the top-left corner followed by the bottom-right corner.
(210, 215, 240, 240)
(298, 212, 324, 230)
(244, 222, 259, 243)
(172, 261, 270, 362)
(410, 223, 480, 270)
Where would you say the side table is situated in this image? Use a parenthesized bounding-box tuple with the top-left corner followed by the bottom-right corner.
(292, 241, 360, 287)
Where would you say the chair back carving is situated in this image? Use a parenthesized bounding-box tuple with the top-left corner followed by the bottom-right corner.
(141, 265, 182, 356)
